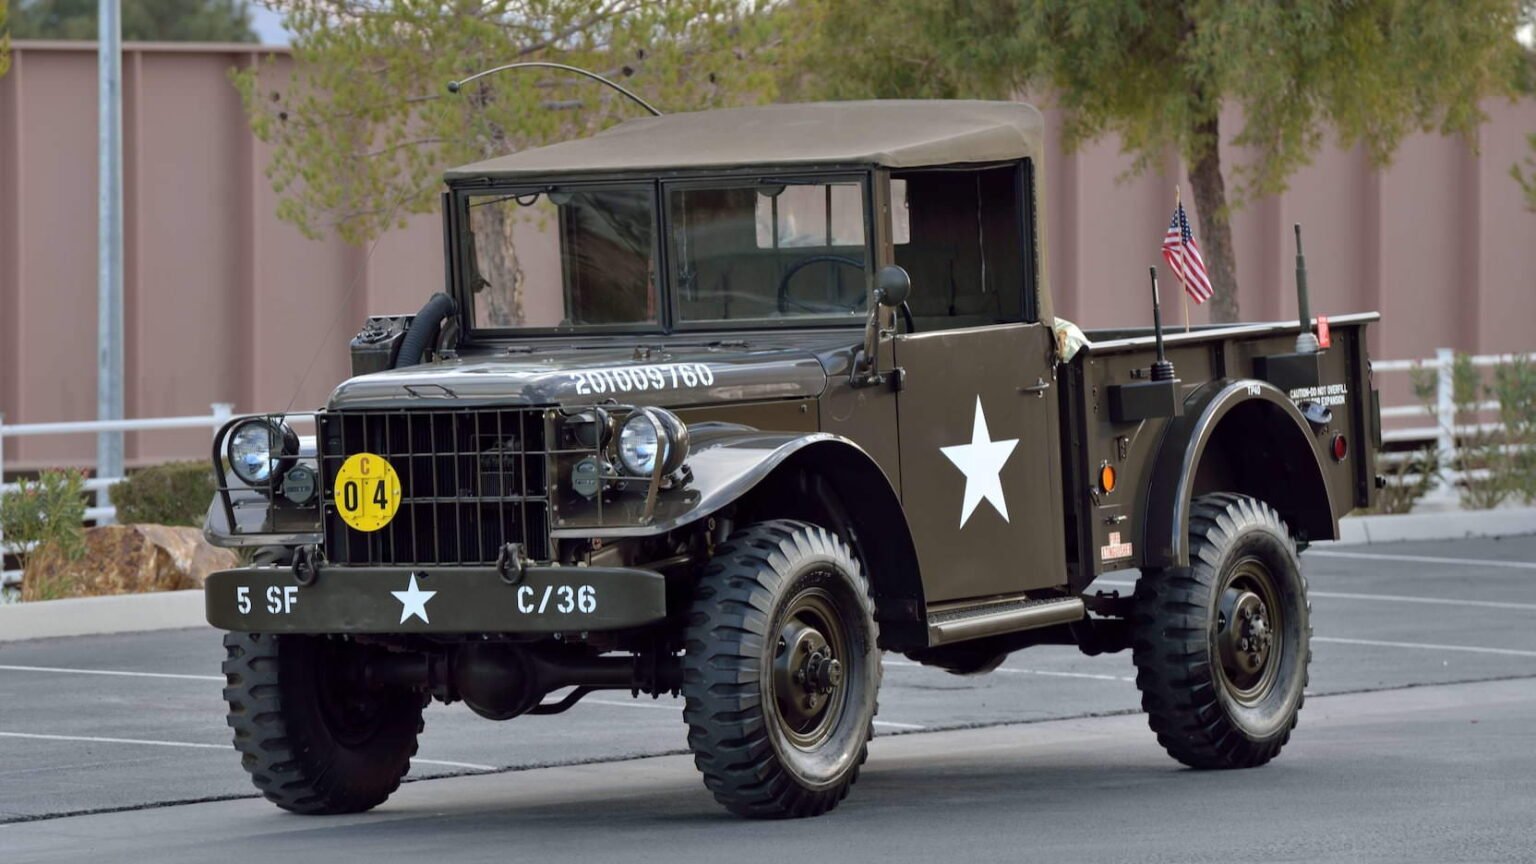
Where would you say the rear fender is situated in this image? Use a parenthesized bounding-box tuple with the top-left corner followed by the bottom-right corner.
(1141, 380, 1335, 568)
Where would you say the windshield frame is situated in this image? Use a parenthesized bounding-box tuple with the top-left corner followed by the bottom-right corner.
(453, 178, 668, 339)
(663, 170, 876, 333)
(450, 166, 878, 341)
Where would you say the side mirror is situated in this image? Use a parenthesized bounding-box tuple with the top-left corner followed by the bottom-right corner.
(853, 265, 911, 389)
(876, 265, 910, 308)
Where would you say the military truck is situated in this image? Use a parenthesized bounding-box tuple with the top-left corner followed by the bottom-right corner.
(206, 100, 1379, 819)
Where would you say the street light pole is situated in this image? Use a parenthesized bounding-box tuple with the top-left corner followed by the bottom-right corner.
(96, 0, 124, 519)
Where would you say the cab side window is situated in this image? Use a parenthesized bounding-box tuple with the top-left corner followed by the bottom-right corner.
(891, 164, 1027, 331)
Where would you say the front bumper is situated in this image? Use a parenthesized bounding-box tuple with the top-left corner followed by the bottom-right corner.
(205, 564, 667, 634)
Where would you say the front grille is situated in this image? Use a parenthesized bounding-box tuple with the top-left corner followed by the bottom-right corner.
(318, 408, 551, 565)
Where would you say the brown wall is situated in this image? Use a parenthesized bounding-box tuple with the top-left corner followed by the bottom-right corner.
(3, 41, 1535, 470)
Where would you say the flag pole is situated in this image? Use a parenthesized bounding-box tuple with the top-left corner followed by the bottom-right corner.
(1177, 186, 1190, 333)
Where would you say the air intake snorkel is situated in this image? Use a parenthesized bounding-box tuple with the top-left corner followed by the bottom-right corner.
(395, 292, 459, 370)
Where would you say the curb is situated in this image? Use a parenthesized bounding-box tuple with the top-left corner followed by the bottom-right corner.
(1329, 506, 1536, 546)
(0, 590, 206, 643)
(2, 509, 1532, 643)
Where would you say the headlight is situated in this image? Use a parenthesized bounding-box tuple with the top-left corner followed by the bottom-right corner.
(616, 408, 688, 477)
(227, 418, 297, 487)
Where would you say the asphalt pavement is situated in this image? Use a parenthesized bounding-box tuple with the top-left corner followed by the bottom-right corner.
(3, 535, 1535, 862)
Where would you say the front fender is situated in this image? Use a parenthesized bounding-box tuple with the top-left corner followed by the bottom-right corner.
(551, 427, 874, 539)
(1141, 379, 1335, 568)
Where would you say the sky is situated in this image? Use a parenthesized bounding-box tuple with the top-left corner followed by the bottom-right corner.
(250, 2, 291, 45)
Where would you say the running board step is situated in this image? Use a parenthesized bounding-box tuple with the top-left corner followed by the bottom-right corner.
(925, 596, 1085, 647)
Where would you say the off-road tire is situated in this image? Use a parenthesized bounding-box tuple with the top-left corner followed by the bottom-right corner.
(222, 632, 425, 814)
(1131, 493, 1312, 769)
(683, 520, 881, 818)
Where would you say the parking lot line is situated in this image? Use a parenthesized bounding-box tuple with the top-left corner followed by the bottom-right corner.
(1313, 637, 1536, 658)
(0, 731, 498, 771)
(1293, 590, 1536, 612)
(1305, 550, 1536, 570)
(1093, 580, 1536, 612)
(988, 667, 1133, 682)
(585, 698, 682, 712)
(0, 665, 929, 730)
(0, 664, 223, 682)
(414, 758, 500, 771)
(0, 731, 227, 749)
(585, 697, 925, 729)
(882, 659, 1132, 682)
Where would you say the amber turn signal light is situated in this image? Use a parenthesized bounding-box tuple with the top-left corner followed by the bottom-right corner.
(1100, 463, 1117, 493)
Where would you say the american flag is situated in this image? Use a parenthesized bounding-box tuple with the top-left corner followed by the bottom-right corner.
(1161, 201, 1212, 304)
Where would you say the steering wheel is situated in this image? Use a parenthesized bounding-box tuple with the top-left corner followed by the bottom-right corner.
(775, 255, 868, 314)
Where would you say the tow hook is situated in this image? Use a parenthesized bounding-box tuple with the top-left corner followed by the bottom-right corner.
(496, 542, 528, 585)
(292, 545, 321, 586)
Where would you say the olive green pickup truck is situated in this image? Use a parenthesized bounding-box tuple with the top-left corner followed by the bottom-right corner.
(206, 100, 1379, 819)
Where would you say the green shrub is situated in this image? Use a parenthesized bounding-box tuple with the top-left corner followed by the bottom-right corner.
(1491, 356, 1536, 504)
(109, 461, 215, 527)
(1412, 353, 1536, 510)
(1370, 443, 1438, 515)
(0, 468, 88, 574)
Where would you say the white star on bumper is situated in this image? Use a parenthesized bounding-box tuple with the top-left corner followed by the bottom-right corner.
(940, 397, 1020, 528)
(391, 573, 437, 624)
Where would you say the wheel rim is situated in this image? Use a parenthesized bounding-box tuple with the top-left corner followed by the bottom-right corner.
(769, 581, 850, 751)
(1214, 557, 1284, 707)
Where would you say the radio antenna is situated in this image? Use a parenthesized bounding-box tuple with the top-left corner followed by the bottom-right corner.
(1293, 223, 1319, 354)
(447, 62, 663, 117)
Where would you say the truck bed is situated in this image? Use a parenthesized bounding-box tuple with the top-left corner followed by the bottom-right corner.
(1054, 312, 1380, 588)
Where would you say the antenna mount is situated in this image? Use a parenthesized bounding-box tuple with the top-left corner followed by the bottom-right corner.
(1149, 266, 1176, 382)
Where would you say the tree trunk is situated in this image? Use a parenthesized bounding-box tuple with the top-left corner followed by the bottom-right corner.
(1187, 114, 1240, 323)
(469, 200, 525, 327)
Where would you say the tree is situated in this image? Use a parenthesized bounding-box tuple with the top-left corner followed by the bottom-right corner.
(1514, 1, 1536, 210)
(803, 1, 1525, 321)
(1, 0, 11, 79)
(10, 0, 256, 42)
(1518, 136, 1536, 209)
(237, 0, 793, 324)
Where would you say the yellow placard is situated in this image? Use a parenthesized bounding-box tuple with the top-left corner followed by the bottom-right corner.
(334, 452, 401, 533)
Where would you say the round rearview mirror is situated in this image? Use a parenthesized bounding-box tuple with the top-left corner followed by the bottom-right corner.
(876, 265, 911, 308)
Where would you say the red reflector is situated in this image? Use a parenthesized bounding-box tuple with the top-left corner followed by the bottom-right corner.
(1332, 434, 1348, 461)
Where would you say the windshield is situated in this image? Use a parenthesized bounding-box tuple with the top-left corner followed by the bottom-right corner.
(460, 177, 872, 334)
(668, 180, 869, 324)
(465, 184, 657, 331)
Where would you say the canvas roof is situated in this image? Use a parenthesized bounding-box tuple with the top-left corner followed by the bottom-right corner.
(443, 100, 1045, 180)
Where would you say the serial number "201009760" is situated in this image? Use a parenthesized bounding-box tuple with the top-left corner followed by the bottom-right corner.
(569, 363, 715, 396)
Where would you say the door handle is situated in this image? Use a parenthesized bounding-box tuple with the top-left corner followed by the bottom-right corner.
(1019, 378, 1051, 398)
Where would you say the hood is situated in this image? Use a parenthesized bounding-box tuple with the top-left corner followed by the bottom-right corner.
(326, 342, 832, 410)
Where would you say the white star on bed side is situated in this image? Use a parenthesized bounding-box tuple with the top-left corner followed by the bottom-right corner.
(392, 573, 437, 624)
(940, 397, 1020, 528)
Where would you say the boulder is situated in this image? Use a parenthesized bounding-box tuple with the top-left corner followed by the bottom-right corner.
(21, 524, 238, 601)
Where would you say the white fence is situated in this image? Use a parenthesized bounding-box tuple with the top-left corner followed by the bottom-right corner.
(1372, 349, 1536, 499)
(0, 405, 238, 588)
(1, 348, 1532, 591)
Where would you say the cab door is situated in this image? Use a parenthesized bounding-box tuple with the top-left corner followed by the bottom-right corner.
(893, 320, 1067, 603)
